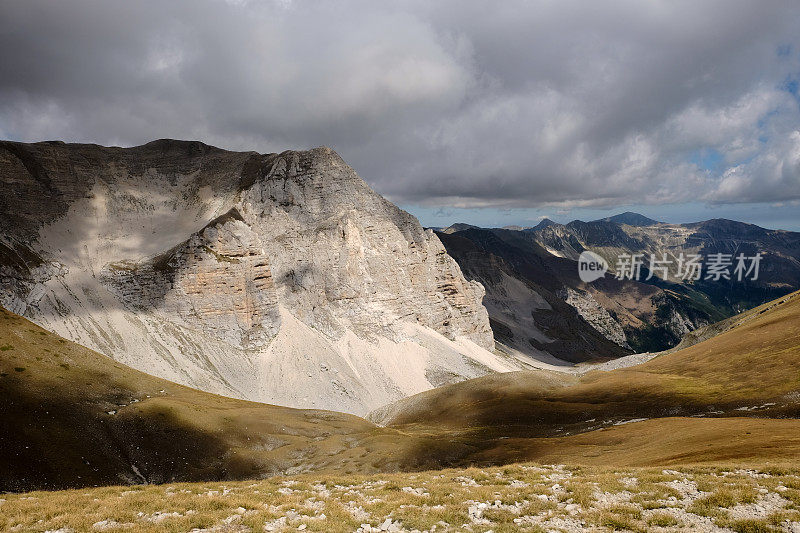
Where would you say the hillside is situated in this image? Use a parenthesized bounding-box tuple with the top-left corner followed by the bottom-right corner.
(373, 290, 800, 465)
(437, 226, 722, 357)
(436, 230, 629, 365)
(0, 307, 463, 492)
(3, 289, 799, 493)
(533, 217, 800, 343)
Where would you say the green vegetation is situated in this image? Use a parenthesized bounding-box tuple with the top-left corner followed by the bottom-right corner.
(202, 244, 241, 263)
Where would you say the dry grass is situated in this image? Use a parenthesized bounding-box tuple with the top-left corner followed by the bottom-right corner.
(384, 290, 800, 428)
(373, 291, 800, 473)
(0, 307, 456, 492)
(2, 463, 800, 532)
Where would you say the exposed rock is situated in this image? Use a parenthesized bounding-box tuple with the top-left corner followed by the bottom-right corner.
(103, 212, 281, 349)
(436, 229, 631, 365)
(443, 216, 800, 354)
(0, 139, 512, 415)
(558, 287, 630, 349)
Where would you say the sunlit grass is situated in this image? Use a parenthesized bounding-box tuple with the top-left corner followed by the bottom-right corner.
(2, 463, 800, 532)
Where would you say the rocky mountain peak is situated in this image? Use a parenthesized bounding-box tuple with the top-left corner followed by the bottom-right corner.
(0, 139, 512, 415)
(531, 218, 558, 231)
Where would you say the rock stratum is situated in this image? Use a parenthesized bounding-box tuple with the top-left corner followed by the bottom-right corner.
(0, 139, 520, 415)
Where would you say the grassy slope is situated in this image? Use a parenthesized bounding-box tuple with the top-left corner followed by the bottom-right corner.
(2, 289, 799, 492)
(476, 417, 800, 467)
(380, 290, 800, 466)
(0, 308, 463, 492)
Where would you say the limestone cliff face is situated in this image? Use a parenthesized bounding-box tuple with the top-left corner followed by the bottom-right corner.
(103, 211, 281, 349)
(237, 147, 492, 348)
(0, 139, 507, 415)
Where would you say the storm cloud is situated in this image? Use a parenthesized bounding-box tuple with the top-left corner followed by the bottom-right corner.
(1, 0, 799, 209)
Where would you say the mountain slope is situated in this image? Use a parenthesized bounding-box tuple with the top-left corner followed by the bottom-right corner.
(4, 290, 798, 493)
(0, 306, 472, 492)
(436, 230, 629, 364)
(0, 140, 524, 415)
(533, 217, 800, 315)
(372, 290, 800, 464)
(474, 417, 800, 467)
(442, 214, 800, 354)
(437, 226, 715, 356)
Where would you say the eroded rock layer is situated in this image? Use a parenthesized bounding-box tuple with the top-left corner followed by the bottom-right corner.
(0, 139, 514, 415)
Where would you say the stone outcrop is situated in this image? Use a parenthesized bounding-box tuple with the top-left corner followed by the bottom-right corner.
(0, 139, 510, 415)
(103, 210, 281, 349)
(558, 287, 630, 349)
(237, 147, 493, 348)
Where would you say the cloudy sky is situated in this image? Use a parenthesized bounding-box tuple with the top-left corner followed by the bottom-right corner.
(2, 0, 800, 229)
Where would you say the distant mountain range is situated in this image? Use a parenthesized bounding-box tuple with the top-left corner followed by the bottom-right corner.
(597, 211, 660, 226)
(436, 212, 800, 355)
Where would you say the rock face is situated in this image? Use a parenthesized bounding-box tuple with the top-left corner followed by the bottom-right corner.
(436, 229, 630, 365)
(103, 211, 281, 349)
(0, 139, 512, 415)
(558, 287, 630, 349)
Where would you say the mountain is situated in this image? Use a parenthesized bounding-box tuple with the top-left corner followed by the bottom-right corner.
(439, 222, 479, 233)
(436, 226, 718, 356)
(0, 139, 524, 416)
(0, 306, 467, 491)
(441, 215, 800, 354)
(436, 229, 630, 364)
(370, 290, 800, 465)
(531, 217, 557, 230)
(597, 211, 660, 226)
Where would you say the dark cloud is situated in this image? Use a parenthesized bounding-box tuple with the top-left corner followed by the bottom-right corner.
(1, 0, 799, 208)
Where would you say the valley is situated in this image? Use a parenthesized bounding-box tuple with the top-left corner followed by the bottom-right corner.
(2, 284, 798, 493)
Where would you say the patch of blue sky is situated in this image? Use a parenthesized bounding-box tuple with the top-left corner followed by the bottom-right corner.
(781, 73, 800, 105)
(690, 148, 724, 172)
